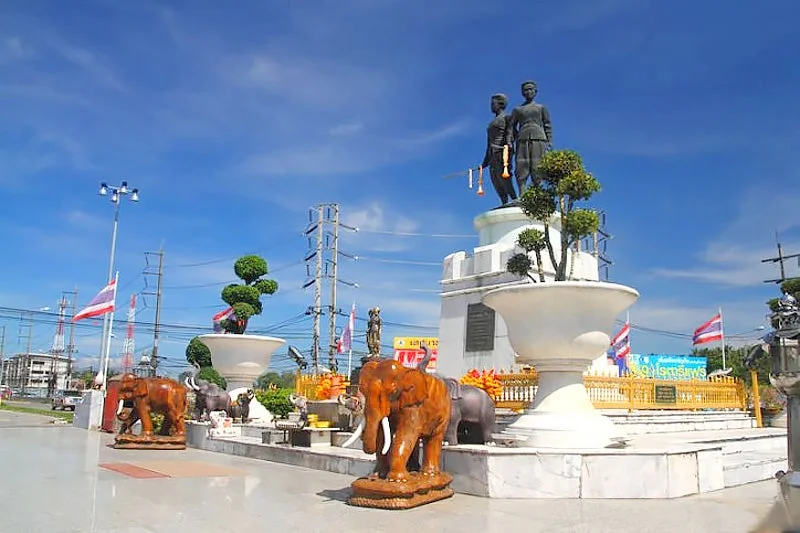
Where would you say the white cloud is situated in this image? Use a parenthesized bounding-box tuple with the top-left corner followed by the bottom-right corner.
(651, 188, 800, 287)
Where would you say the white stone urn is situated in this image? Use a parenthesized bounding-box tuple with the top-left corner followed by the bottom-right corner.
(198, 334, 286, 391)
(482, 281, 639, 449)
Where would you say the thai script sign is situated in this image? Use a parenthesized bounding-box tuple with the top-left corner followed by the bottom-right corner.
(393, 337, 438, 371)
(627, 354, 707, 381)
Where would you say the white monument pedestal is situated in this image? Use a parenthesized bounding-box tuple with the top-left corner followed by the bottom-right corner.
(437, 206, 604, 379)
(483, 282, 639, 449)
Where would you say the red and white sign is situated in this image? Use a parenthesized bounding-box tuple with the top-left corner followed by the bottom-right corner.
(393, 337, 438, 372)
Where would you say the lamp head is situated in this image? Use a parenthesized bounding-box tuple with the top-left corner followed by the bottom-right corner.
(119, 181, 128, 194)
(130, 189, 139, 202)
(99, 183, 108, 196)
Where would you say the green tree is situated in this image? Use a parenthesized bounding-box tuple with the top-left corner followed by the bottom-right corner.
(185, 337, 212, 368)
(693, 345, 771, 385)
(254, 388, 293, 418)
(507, 149, 601, 282)
(198, 366, 227, 389)
(256, 371, 297, 390)
(220, 255, 279, 334)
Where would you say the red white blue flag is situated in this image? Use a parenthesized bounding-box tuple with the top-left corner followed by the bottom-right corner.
(610, 321, 631, 360)
(608, 321, 631, 373)
(693, 313, 723, 345)
(212, 307, 235, 333)
(338, 302, 356, 354)
(73, 278, 117, 322)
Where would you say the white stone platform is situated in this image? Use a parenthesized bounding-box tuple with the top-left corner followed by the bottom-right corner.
(186, 422, 787, 499)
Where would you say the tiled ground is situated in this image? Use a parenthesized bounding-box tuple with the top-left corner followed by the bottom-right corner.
(0, 410, 794, 533)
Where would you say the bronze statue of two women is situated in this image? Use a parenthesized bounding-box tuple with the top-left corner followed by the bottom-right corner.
(481, 80, 553, 205)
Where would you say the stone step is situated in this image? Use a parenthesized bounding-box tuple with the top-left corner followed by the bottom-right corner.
(723, 451, 787, 487)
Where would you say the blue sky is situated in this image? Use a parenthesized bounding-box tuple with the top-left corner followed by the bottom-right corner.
(2, 0, 799, 376)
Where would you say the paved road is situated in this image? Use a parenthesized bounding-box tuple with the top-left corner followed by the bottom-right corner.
(0, 414, 791, 532)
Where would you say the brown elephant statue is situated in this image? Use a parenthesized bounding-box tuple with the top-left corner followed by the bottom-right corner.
(116, 405, 139, 435)
(116, 373, 188, 438)
(341, 359, 451, 483)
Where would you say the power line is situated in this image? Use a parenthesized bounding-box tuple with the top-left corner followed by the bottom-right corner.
(355, 256, 441, 267)
(356, 229, 474, 239)
(162, 260, 305, 290)
(166, 234, 303, 269)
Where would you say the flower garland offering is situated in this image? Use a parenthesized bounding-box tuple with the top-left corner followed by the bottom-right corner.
(313, 373, 346, 400)
(459, 369, 503, 398)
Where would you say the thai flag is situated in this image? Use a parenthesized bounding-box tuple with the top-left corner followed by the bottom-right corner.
(212, 307, 235, 333)
(338, 302, 356, 354)
(693, 313, 723, 345)
(609, 321, 631, 371)
(73, 278, 117, 322)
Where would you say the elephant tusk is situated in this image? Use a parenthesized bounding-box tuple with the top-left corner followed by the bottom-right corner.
(341, 420, 364, 448)
(116, 399, 124, 415)
(190, 376, 200, 390)
(184, 377, 192, 390)
(381, 417, 392, 455)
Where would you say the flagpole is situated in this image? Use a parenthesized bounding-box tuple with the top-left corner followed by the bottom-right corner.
(347, 301, 355, 378)
(719, 306, 726, 370)
(101, 272, 119, 392)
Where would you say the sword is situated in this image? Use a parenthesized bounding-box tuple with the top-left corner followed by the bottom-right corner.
(441, 166, 481, 180)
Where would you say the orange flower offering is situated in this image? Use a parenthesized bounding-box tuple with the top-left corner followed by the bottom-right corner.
(313, 373, 345, 400)
(459, 369, 503, 398)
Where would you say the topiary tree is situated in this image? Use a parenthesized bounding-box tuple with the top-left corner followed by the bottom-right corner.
(220, 255, 279, 334)
(506, 149, 601, 282)
(185, 336, 212, 368)
(198, 366, 227, 389)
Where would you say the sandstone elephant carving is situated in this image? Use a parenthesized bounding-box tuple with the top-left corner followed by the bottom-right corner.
(115, 373, 188, 447)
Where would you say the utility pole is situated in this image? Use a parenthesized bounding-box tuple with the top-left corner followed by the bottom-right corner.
(64, 287, 78, 388)
(305, 205, 324, 375)
(143, 249, 165, 376)
(328, 204, 340, 372)
(303, 203, 357, 375)
(21, 312, 33, 395)
(762, 231, 800, 284)
(0, 325, 6, 391)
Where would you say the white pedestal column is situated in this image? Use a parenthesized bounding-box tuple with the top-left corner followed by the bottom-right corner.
(482, 282, 639, 449)
(198, 334, 286, 391)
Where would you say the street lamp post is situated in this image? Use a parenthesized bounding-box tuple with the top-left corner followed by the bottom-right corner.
(96, 181, 138, 391)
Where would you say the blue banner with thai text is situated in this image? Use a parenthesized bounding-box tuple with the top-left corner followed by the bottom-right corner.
(627, 354, 707, 381)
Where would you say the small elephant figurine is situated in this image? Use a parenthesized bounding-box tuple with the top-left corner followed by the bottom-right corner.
(236, 389, 255, 423)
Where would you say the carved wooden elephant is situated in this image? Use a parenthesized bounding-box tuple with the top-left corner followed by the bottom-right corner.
(341, 359, 451, 482)
(116, 373, 188, 437)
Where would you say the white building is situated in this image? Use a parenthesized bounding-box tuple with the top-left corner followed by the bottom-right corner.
(2, 352, 73, 397)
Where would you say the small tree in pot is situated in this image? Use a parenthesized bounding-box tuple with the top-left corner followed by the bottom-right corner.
(506, 149, 601, 282)
(219, 255, 279, 334)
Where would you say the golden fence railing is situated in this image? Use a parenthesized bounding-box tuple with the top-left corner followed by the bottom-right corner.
(491, 371, 746, 412)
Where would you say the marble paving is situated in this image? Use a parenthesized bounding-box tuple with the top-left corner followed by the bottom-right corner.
(0, 411, 793, 532)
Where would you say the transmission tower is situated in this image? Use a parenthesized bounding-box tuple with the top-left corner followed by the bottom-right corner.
(121, 294, 137, 373)
(762, 231, 800, 284)
(63, 288, 78, 387)
(303, 203, 357, 374)
(48, 296, 68, 395)
(143, 248, 165, 375)
(582, 211, 613, 281)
